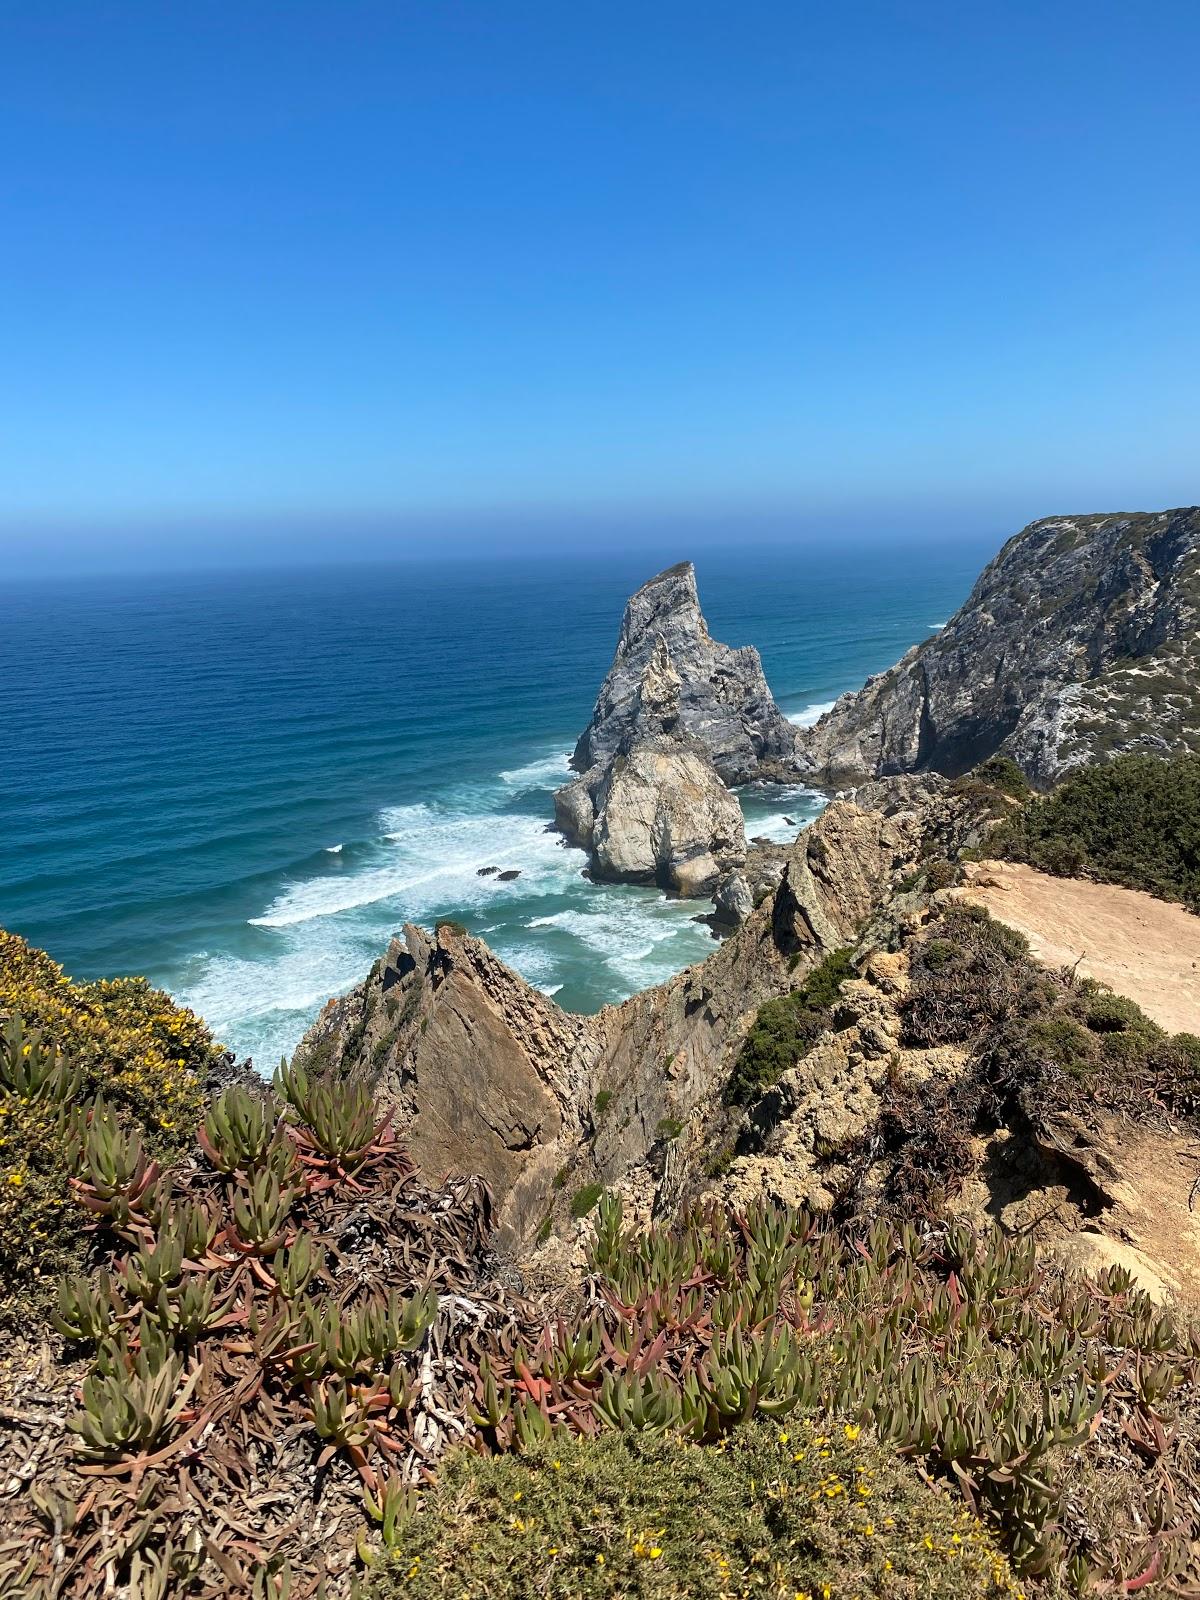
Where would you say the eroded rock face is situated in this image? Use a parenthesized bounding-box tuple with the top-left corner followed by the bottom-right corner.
(797, 507, 1200, 787)
(590, 738, 747, 894)
(297, 795, 927, 1250)
(571, 561, 798, 784)
(555, 561, 800, 896)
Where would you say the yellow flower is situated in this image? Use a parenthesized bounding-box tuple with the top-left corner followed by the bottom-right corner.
(843, 1423, 860, 1441)
(7, 1172, 23, 1185)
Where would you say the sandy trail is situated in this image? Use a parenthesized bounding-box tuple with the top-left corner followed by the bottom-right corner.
(956, 860, 1200, 1036)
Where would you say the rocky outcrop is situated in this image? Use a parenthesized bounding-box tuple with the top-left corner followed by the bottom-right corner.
(555, 561, 801, 895)
(589, 737, 747, 895)
(571, 562, 799, 784)
(296, 792, 931, 1249)
(797, 507, 1200, 787)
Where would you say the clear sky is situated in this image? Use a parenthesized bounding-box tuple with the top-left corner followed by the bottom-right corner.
(1, 2, 1197, 573)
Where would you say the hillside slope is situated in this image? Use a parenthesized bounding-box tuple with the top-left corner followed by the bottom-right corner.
(797, 507, 1200, 786)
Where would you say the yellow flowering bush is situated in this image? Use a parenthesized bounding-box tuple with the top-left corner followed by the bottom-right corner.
(0, 927, 223, 1324)
(373, 1421, 1021, 1599)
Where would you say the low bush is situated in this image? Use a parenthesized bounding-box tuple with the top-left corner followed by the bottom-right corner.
(378, 1422, 1019, 1599)
(727, 948, 855, 1105)
(900, 907, 1043, 1049)
(0, 930, 222, 1326)
(991, 752, 1200, 908)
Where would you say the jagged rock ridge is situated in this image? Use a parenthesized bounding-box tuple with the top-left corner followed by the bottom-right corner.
(571, 560, 799, 784)
(296, 782, 976, 1249)
(797, 507, 1200, 787)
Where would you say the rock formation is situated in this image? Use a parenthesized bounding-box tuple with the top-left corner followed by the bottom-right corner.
(571, 561, 798, 783)
(797, 506, 1200, 787)
(296, 784, 959, 1249)
(554, 561, 800, 895)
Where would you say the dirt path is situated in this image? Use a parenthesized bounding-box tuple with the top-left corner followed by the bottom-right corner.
(956, 860, 1200, 1035)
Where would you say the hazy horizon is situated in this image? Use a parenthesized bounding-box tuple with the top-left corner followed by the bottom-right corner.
(2, 3, 1197, 575)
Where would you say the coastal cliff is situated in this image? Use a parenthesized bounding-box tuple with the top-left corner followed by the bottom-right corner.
(296, 782, 979, 1250)
(553, 561, 799, 895)
(798, 506, 1200, 786)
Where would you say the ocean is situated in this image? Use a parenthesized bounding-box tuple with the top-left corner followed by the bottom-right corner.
(0, 536, 992, 1068)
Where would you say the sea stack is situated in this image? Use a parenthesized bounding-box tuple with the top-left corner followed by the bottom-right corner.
(554, 561, 799, 896)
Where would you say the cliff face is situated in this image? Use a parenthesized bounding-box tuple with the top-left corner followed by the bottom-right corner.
(798, 507, 1200, 787)
(295, 785, 967, 1250)
(555, 561, 798, 895)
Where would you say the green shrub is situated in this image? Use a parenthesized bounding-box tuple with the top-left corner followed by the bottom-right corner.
(570, 1182, 604, 1218)
(901, 910, 1037, 1049)
(654, 1117, 682, 1141)
(727, 948, 855, 1105)
(0, 930, 220, 1328)
(923, 857, 959, 892)
(434, 918, 469, 937)
(594, 1089, 613, 1116)
(971, 755, 1032, 800)
(1024, 1016, 1099, 1078)
(992, 752, 1200, 908)
(373, 1423, 1020, 1599)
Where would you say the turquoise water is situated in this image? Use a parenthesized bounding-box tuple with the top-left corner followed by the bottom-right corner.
(0, 539, 990, 1066)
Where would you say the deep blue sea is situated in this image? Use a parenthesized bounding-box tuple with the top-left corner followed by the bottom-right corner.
(0, 538, 991, 1067)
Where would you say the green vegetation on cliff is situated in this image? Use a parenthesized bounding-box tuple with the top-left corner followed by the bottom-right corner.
(991, 752, 1200, 908)
(378, 1423, 1017, 1599)
(0, 928, 222, 1325)
(726, 947, 855, 1105)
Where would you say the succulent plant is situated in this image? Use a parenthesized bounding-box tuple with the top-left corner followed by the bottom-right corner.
(274, 1059, 381, 1169)
(228, 1169, 301, 1253)
(1, 1014, 82, 1104)
(362, 1473, 418, 1551)
(67, 1350, 200, 1463)
(51, 1271, 121, 1343)
(71, 1100, 161, 1227)
(198, 1084, 279, 1174)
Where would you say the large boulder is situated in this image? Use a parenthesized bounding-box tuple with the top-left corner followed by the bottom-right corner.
(590, 738, 747, 895)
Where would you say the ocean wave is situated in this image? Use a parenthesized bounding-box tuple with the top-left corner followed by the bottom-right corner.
(499, 748, 572, 788)
(929, 620, 947, 629)
(325, 843, 344, 854)
(251, 803, 581, 929)
(788, 700, 837, 727)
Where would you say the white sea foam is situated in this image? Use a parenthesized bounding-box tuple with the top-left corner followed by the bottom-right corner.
(325, 843, 344, 853)
(209, 739, 756, 1062)
(499, 749, 572, 787)
(788, 700, 837, 727)
(252, 801, 581, 929)
(538, 983, 564, 997)
(929, 621, 947, 629)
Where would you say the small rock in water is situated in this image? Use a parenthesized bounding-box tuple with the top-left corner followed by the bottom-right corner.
(477, 866, 499, 877)
(783, 815, 797, 826)
(497, 869, 521, 881)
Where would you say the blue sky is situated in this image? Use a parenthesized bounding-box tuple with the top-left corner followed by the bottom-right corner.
(1, 2, 1197, 572)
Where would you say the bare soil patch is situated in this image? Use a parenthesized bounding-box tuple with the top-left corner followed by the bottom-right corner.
(957, 859, 1200, 1035)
